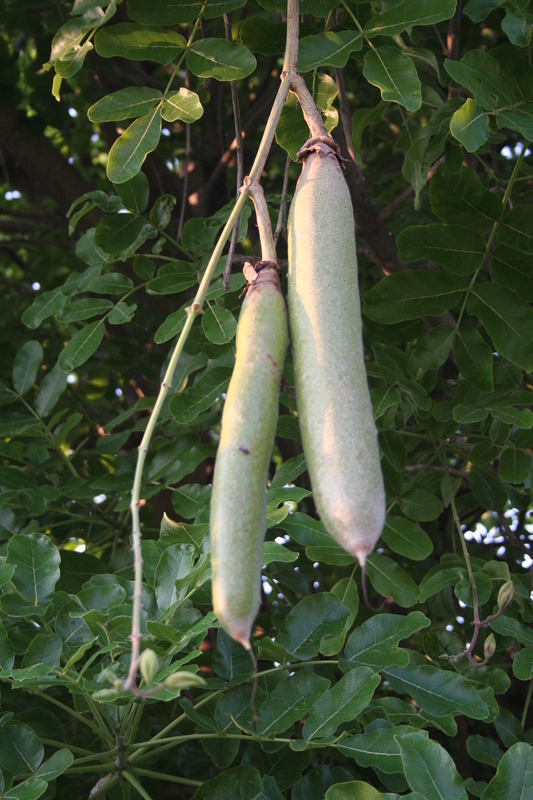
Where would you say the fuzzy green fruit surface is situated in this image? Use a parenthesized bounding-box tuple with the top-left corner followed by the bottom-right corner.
(288, 139, 386, 564)
(210, 265, 288, 648)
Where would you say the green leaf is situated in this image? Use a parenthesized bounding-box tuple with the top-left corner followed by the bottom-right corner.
(190, 766, 263, 800)
(497, 205, 533, 255)
(35, 749, 74, 781)
(363, 48, 422, 111)
(162, 88, 204, 123)
(363, 270, 465, 324)
(150, 194, 176, 229)
(128, 0, 203, 24)
(499, 448, 531, 484)
(154, 306, 188, 343)
(276, 593, 350, 660)
(481, 742, 533, 799)
(22, 289, 67, 329)
(345, 611, 430, 672)
(400, 490, 443, 522)
(338, 726, 424, 775)
(379, 430, 407, 471)
(154, 544, 195, 611)
(430, 165, 503, 233)
(383, 665, 490, 719)
(0, 620, 15, 669)
(512, 646, 533, 681)
(496, 105, 533, 141)
(326, 782, 386, 800)
(58, 321, 105, 372)
(469, 467, 508, 510)
(114, 171, 150, 214)
(464, 0, 505, 22)
(88, 272, 134, 294)
(409, 325, 455, 373)
(147, 266, 197, 295)
(107, 108, 162, 184)
(187, 39, 256, 81)
(12, 341, 43, 396)
(468, 283, 533, 370)
(450, 99, 489, 152)
(7, 533, 60, 607)
(467, 735, 504, 768)
(93, 214, 147, 253)
(298, 31, 362, 72)
(303, 668, 380, 740)
(56, 298, 113, 323)
(365, 0, 457, 37)
(365, 554, 420, 607)
(109, 301, 137, 325)
(95, 23, 186, 63)
(454, 326, 494, 392)
(0, 721, 44, 777)
(381, 517, 433, 561)
(2, 779, 48, 800)
(398, 732, 467, 800)
(444, 50, 516, 109)
(22, 633, 62, 668)
(256, 670, 330, 737)
(490, 244, 533, 302)
(170, 366, 232, 425)
(502, 10, 533, 47)
(490, 406, 533, 428)
(371, 386, 402, 419)
(88, 87, 162, 122)
(397, 224, 486, 275)
(202, 306, 237, 345)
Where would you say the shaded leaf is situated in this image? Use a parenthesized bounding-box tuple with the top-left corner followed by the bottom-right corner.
(187, 39, 256, 81)
(363, 270, 465, 323)
(256, 671, 330, 737)
(303, 668, 380, 740)
(58, 321, 105, 372)
(13, 341, 43, 396)
(398, 732, 467, 800)
(95, 23, 186, 63)
(383, 665, 490, 719)
(107, 108, 162, 184)
(363, 48, 421, 111)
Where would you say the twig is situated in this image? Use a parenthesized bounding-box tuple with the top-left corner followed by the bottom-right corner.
(223, 13, 245, 291)
(177, 122, 191, 241)
(248, 181, 276, 262)
(289, 74, 327, 138)
(274, 154, 291, 246)
(334, 68, 356, 163)
(404, 464, 468, 478)
(124, 0, 301, 693)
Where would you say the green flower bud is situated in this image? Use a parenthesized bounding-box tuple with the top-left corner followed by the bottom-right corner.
(164, 671, 207, 692)
(497, 580, 514, 611)
(484, 633, 496, 661)
(93, 688, 121, 702)
(139, 648, 159, 686)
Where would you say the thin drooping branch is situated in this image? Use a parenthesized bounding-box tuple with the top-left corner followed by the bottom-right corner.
(177, 122, 191, 241)
(223, 13, 245, 290)
(274, 154, 291, 246)
(248, 181, 276, 262)
(124, 0, 301, 693)
(334, 68, 357, 163)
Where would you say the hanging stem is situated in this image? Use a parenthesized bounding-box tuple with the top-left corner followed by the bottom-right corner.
(124, 0, 301, 692)
(223, 13, 245, 291)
